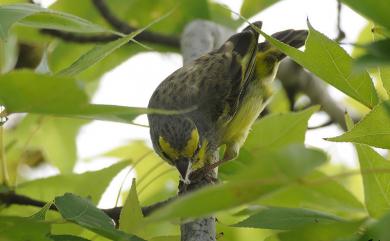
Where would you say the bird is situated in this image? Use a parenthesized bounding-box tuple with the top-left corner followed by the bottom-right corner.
(147, 22, 308, 183)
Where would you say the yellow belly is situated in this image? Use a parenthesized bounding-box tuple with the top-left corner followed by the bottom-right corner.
(221, 81, 266, 146)
(220, 72, 275, 160)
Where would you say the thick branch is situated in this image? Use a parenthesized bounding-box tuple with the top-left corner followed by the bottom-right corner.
(277, 59, 352, 130)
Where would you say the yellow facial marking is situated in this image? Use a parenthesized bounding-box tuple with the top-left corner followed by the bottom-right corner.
(183, 129, 199, 157)
(192, 139, 208, 170)
(158, 136, 179, 160)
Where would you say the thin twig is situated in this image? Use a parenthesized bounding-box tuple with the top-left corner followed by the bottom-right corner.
(335, 0, 346, 42)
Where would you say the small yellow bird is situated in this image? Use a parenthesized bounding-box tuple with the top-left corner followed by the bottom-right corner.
(148, 22, 307, 183)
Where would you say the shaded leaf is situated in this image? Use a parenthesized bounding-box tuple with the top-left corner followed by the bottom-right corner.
(146, 145, 326, 222)
(340, 0, 390, 30)
(276, 220, 364, 241)
(356, 39, 390, 67)
(119, 179, 145, 238)
(327, 100, 390, 149)
(55, 193, 145, 241)
(257, 171, 365, 218)
(17, 160, 130, 204)
(241, 0, 282, 18)
(257, 22, 378, 108)
(50, 235, 91, 241)
(358, 212, 390, 241)
(0, 3, 111, 39)
(233, 206, 343, 230)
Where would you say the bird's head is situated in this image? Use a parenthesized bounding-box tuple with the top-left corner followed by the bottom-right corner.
(153, 116, 208, 183)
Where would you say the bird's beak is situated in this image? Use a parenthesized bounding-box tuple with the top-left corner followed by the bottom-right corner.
(175, 157, 191, 183)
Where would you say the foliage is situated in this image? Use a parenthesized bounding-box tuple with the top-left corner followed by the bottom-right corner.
(0, 0, 390, 241)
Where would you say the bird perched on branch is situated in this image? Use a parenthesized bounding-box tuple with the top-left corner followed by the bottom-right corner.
(148, 22, 308, 183)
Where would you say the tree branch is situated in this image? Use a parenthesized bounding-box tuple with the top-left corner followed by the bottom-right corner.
(0, 191, 175, 223)
(40, 0, 180, 48)
(178, 20, 235, 241)
(277, 59, 358, 130)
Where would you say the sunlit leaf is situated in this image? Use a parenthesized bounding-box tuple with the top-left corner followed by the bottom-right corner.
(119, 179, 146, 238)
(0, 70, 176, 123)
(16, 160, 130, 204)
(233, 206, 343, 230)
(327, 100, 390, 149)
(355, 145, 390, 218)
(257, 22, 378, 108)
(57, 8, 174, 77)
(29, 201, 52, 221)
(241, 0, 282, 18)
(380, 67, 390, 97)
(55, 193, 145, 241)
(0, 3, 111, 39)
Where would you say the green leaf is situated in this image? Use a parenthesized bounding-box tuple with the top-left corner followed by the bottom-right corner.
(0, 216, 52, 241)
(340, 0, 390, 30)
(119, 179, 145, 238)
(245, 106, 319, 151)
(57, 8, 174, 77)
(356, 39, 390, 67)
(55, 193, 145, 241)
(100, 141, 177, 206)
(240, 0, 282, 18)
(145, 145, 326, 223)
(358, 212, 390, 241)
(256, 171, 365, 218)
(258, 22, 378, 108)
(16, 160, 130, 204)
(5, 115, 88, 173)
(327, 100, 390, 149)
(233, 206, 343, 230)
(220, 107, 319, 178)
(355, 145, 390, 218)
(149, 236, 180, 241)
(0, 3, 111, 40)
(380, 66, 390, 97)
(276, 220, 364, 241)
(0, 70, 172, 123)
(29, 201, 53, 221)
(49, 235, 91, 241)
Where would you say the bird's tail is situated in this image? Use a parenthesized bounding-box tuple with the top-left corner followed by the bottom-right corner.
(258, 29, 308, 60)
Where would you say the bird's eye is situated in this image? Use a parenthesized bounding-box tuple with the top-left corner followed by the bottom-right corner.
(193, 143, 201, 156)
(160, 150, 170, 160)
